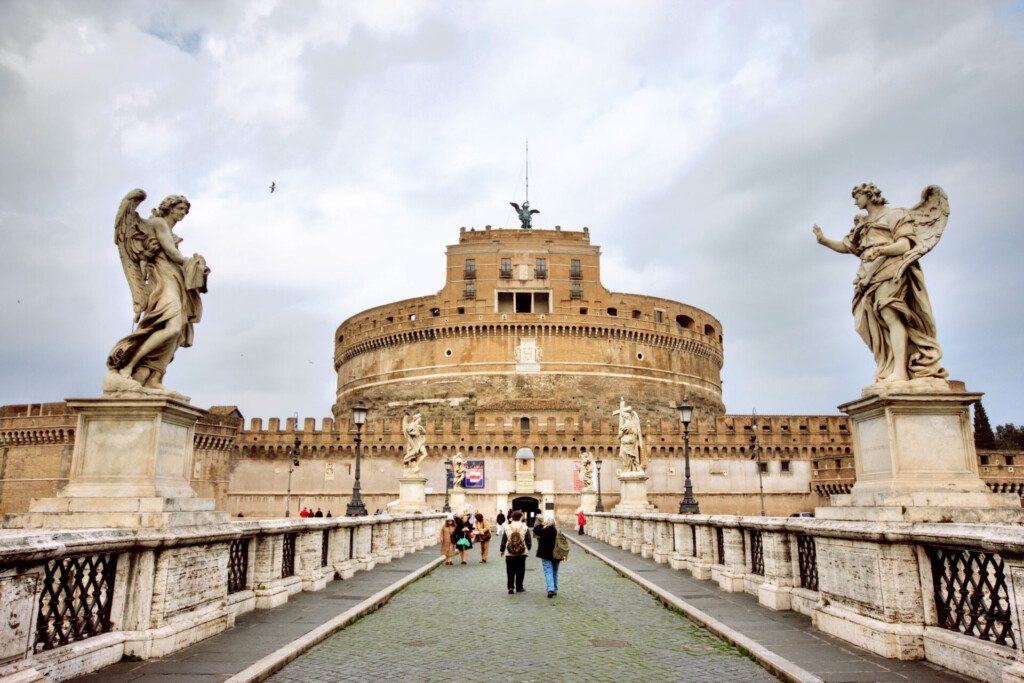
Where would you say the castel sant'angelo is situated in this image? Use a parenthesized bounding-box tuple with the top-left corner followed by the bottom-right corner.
(1, 218, 1017, 519)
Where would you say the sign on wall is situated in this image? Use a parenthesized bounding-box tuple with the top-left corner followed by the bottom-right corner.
(465, 460, 485, 489)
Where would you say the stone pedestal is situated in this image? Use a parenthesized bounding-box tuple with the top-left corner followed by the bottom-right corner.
(612, 471, 655, 513)
(816, 385, 1024, 524)
(5, 397, 227, 529)
(579, 490, 597, 513)
(393, 475, 430, 513)
(449, 489, 467, 512)
(812, 383, 1024, 661)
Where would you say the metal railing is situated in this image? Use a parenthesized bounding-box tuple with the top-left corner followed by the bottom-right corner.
(749, 529, 764, 576)
(35, 554, 117, 652)
(927, 545, 1016, 647)
(796, 533, 818, 591)
(228, 538, 249, 594)
(281, 532, 297, 578)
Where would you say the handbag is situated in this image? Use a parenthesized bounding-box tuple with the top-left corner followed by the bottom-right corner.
(479, 530, 492, 543)
(456, 537, 471, 549)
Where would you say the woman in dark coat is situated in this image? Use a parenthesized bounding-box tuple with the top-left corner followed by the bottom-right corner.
(453, 512, 474, 564)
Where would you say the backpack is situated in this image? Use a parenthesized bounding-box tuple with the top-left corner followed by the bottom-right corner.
(553, 531, 570, 561)
(506, 528, 526, 556)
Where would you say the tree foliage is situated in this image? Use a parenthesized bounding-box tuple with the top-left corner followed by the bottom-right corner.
(973, 401, 997, 450)
(994, 423, 1024, 450)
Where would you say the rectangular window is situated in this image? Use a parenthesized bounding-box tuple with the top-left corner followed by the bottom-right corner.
(780, 460, 791, 472)
(758, 461, 768, 474)
(570, 259, 582, 279)
(534, 292, 550, 314)
(500, 258, 512, 278)
(570, 282, 582, 299)
(464, 283, 476, 299)
(655, 309, 664, 324)
(515, 292, 532, 313)
(1007, 455, 1015, 466)
(464, 258, 476, 279)
(535, 258, 547, 278)
(497, 291, 514, 312)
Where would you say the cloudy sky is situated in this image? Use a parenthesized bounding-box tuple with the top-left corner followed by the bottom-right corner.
(1, 1, 1022, 426)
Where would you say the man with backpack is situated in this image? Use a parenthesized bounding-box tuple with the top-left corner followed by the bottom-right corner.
(534, 514, 570, 598)
(499, 510, 532, 594)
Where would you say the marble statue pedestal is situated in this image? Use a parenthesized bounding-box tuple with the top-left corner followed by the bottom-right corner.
(449, 489, 467, 512)
(393, 475, 430, 513)
(816, 384, 1024, 524)
(612, 471, 655, 513)
(5, 396, 228, 529)
(812, 383, 1024, 661)
(580, 490, 597, 513)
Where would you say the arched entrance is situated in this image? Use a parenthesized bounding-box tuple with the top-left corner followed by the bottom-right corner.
(511, 496, 541, 527)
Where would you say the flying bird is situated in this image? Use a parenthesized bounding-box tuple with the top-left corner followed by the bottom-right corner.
(270, 181, 276, 194)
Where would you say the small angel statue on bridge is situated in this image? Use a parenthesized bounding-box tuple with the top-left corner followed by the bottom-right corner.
(813, 183, 948, 386)
(103, 189, 209, 398)
(402, 413, 429, 475)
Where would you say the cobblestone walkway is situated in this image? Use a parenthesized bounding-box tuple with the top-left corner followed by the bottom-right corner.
(268, 546, 776, 683)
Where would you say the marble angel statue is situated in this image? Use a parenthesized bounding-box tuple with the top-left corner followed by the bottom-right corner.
(103, 189, 209, 396)
(579, 450, 594, 490)
(614, 399, 644, 474)
(451, 451, 467, 490)
(402, 413, 429, 474)
(813, 183, 948, 384)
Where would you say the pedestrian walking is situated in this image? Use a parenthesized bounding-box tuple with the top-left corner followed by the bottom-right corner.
(495, 510, 506, 526)
(500, 510, 532, 594)
(454, 512, 474, 564)
(535, 515, 569, 598)
(577, 509, 586, 535)
(474, 512, 492, 563)
(314, 507, 324, 518)
(440, 515, 457, 565)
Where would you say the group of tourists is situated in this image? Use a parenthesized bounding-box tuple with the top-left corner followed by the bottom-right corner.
(439, 507, 578, 599)
(298, 506, 331, 518)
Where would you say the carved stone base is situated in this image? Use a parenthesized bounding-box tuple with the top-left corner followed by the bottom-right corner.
(612, 472, 655, 513)
(449, 490, 467, 513)
(392, 476, 430, 513)
(2, 397, 227, 529)
(816, 387, 1024, 523)
(579, 490, 596, 513)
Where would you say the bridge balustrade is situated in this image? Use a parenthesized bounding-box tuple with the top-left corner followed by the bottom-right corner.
(588, 511, 1024, 681)
(0, 513, 444, 682)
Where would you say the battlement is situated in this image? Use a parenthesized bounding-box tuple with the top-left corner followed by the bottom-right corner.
(456, 226, 591, 244)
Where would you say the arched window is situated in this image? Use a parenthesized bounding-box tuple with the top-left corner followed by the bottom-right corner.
(607, 307, 618, 317)
(704, 323, 716, 336)
(675, 314, 694, 330)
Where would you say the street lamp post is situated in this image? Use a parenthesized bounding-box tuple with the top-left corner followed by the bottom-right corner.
(677, 400, 700, 514)
(443, 459, 453, 513)
(346, 401, 368, 517)
(595, 458, 604, 512)
(284, 431, 301, 517)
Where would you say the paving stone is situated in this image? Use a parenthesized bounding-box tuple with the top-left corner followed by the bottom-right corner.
(268, 548, 776, 683)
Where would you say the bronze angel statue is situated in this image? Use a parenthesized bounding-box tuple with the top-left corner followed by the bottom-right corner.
(103, 189, 209, 396)
(813, 183, 948, 384)
(510, 200, 539, 229)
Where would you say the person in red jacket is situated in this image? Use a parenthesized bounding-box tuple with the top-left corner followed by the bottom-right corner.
(577, 510, 587, 536)
(299, 506, 310, 518)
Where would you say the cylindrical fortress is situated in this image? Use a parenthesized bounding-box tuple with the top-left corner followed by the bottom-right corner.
(333, 227, 724, 422)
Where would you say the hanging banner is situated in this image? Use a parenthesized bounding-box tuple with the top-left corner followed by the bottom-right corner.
(465, 460, 485, 489)
(572, 460, 584, 492)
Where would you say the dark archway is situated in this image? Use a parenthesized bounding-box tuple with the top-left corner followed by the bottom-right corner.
(511, 496, 541, 527)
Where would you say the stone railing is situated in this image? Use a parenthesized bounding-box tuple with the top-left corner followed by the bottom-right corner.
(0, 513, 444, 682)
(588, 512, 1024, 682)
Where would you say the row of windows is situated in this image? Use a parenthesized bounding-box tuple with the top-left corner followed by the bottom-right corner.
(465, 258, 573, 280)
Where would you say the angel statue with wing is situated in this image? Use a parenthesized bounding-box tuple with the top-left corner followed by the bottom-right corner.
(402, 412, 429, 475)
(510, 200, 539, 230)
(813, 183, 948, 384)
(614, 398, 645, 475)
(103, 189, 209, 397)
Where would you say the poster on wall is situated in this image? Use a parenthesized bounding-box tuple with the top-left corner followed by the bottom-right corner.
(572, 460, 584, 492)
(465, 460, 485, 489)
